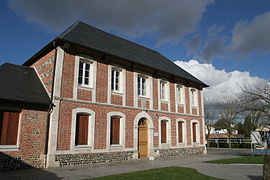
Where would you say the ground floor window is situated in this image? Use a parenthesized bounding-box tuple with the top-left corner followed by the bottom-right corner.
(110, 116, 120, 145)
(192, 122, 198, 143)
(178, 121, 183, 143)
(161, 120, 167, 143)
(0, 111, 20, 145)
(75, 114, 89, 146)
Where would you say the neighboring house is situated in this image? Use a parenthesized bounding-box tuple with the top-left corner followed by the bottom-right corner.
(0, 21, 208, 169)
(0, 63, 50, 170)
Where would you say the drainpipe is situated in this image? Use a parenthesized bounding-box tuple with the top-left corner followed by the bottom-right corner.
(44, 40, 58, 168)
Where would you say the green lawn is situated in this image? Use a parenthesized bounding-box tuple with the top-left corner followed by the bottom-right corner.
(87, 166, 222, 180)
(205, 156, 264, 164)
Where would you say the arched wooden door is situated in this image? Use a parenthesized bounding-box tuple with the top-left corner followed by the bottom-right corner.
(138, 118, 148, 158)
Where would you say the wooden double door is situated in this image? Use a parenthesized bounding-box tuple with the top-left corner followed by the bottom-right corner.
(138, 119, 148, 158)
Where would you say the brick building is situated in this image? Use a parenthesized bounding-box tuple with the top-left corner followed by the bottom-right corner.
(0, 21, 208, 169)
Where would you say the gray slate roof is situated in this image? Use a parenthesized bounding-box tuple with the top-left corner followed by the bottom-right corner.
(0, 63, 50, 110)
(58, 22, 208, 87)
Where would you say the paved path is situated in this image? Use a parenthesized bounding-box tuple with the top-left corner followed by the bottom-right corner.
(0, 148, 263, 180)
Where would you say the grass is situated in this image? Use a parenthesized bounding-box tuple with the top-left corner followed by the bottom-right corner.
(205, 156, 264, 164)
(87, 166, 222, 180)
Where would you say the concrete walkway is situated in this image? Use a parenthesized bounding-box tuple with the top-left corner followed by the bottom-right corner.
(0, 148, 263, 180)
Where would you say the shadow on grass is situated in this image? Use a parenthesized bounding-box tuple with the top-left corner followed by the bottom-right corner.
(0, 152, 61, 180)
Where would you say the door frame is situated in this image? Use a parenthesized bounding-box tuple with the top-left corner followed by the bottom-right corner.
(134, 111, 154, 158)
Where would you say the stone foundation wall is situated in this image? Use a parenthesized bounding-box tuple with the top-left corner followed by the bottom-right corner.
(157, 146, 205, 157)
(55, 151, 134, 167)
(0, 153, 45, 171)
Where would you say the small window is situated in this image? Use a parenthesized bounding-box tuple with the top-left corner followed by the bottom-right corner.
(176, 85, 184, 104)
(160, 81, 167, 101)
(0, 111, 20, 145)
(178, 121, 183, 143)
(138, 76, 147, 96)
(111, 69, 122, 92)
(78, 61, 91, 86)
(190, 88, 197, 106)
(192, 122, 197, 143)
(75, 114, 89, 145)
(110, 116, 120, 145)
(161, 120, 167, 143)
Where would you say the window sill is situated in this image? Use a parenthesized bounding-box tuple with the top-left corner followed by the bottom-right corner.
(191, 106, 198, 108)
(177, 103, 184, 106)
(177, 143, 187, 147)
(0, 145, 19, 151)
(74, 145, 92, 150)
(192, 142, 200, 146)
(111, 91, 123, 95)
(78, 85, 93, 90)
(138, 95, 149, 99)
(160, 100, 169, 103)
(109, 144, 124, 150)
(160, 143, 170, 148)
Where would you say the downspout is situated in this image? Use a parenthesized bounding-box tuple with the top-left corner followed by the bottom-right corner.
(44, 41, 58, 168)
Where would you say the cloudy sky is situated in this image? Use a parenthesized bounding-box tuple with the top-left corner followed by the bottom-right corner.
(1, 0, 269, 101)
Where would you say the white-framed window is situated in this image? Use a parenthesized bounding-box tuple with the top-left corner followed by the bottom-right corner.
(138, 75, 147, 97)
(176, 84, 185, 104)
(71, 108, 95, 151)
(190, 88, 198, 107)
(158, 116, 171, 147)
(107, 112, 126, 149)
(111, 68, 122, 93)
(191, 120, 200, 145)
(176, 119, 187, 145)
(160, 81, 168, 101)
(78, 59, 94, 87)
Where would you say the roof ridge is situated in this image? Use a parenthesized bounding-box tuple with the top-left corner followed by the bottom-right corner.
(65, 21, 159, 54)
(2, 63, 32, 70)
(58, 20, 82, 39)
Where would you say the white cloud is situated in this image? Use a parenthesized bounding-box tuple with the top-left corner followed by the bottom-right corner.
(7, 0, 212, 45)
(230, 12, 270, 56)
(174, 60, 266, 102)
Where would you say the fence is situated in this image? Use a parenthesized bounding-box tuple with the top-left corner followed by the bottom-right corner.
(207, 138, 251, 148)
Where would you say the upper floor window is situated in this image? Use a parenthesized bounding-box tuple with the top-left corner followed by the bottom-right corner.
(0, 111, 20, 145)
(176, 85, 184, 104)
(190, 88, 197, 106)
(138, 75, 147, 97)
(160, 81, 168, 101)
(78, 61, 91, 86)
(111, 68, 123, 93)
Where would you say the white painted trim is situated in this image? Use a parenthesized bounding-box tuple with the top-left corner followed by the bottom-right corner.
(190, 119, 200, 146)
(149, 76, 153, 110)
(133, 111, 154, 158)
(176, 118, 187, 147)
(33, 67, 50, 96)
(106, 112, 126, 150)
(57, 97, 204, 118)
(158, 116, 171, 148)
(70, 108, 95, 151)
(74, 55, 97, 102)
(107, 65, 112, 104)
(47, 47, 64, 163)
(201, 91, 207, 154)
(134, 72, 138, 108)
(106, 112, 126, 151)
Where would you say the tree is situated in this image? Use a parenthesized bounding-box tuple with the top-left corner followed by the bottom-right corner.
(204, 100, 217, 139)
(241, 82, 270, 123)
(215, 98, 240, 148)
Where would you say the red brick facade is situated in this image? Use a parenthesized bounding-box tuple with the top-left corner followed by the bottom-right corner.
(1, 46, 206, 169)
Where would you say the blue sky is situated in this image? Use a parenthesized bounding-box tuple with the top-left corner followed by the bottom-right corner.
(1, 0, 270, 80)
